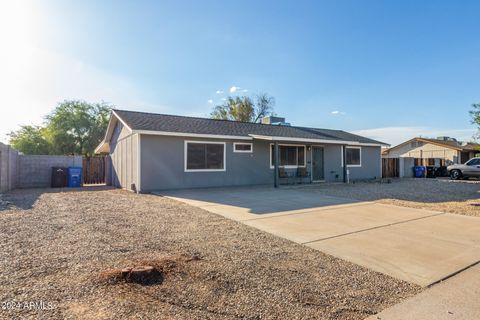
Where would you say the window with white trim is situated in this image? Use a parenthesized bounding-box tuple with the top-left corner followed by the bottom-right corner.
(346, 147, 361, 166)
(185, 141, 225, 171)
(270, 145, 306, 168)
(233, 142, 253, 153)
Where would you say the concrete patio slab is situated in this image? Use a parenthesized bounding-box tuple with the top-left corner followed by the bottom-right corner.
(158, 186, 480, 287)
(366, 263, 480, 320)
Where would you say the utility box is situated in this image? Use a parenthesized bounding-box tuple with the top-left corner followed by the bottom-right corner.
(67, 167, 82, 188)
(51, 167, 68, 188)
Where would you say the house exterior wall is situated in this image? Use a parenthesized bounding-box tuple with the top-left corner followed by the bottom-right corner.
(109, 122, 138, 191)
(346, 146, 382, 180)
(383, 142, 460, 164)
(140, 135, 273, 191)
(138, 135, 382, 191)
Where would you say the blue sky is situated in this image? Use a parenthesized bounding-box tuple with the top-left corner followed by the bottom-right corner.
(1, 0, 479, 145)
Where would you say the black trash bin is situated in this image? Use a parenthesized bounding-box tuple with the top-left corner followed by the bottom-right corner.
(435, 166, 448, 177)
(51, 167, 67, 188)
(425, 166, 436, 178)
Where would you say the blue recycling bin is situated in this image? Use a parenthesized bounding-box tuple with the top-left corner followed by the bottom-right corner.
(413, 166, 425, 178)
(67, 167, 82, 187)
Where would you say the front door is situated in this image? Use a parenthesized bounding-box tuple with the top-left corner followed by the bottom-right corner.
(312, 146, 324, 181)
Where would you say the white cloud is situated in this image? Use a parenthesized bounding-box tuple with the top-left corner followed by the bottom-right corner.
(215, 90, 223, 94)
(208, 99, 213, 104)
(229, 86, 248, 94)
(331, 110, 346, 115)
(352, 126, 477, 146)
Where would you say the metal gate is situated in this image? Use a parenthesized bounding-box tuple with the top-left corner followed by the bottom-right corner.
(82, 156, 106, 184)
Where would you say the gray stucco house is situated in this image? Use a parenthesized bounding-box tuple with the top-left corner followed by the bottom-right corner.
(96, 109, 388, 193)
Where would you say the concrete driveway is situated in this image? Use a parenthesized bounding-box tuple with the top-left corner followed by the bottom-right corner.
(158, 186, 480, 287)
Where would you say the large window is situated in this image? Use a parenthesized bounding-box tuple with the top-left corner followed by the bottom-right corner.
(270, 145, 306, 168)
(346, 147, 361, 166)
(185, 141, 225, 171)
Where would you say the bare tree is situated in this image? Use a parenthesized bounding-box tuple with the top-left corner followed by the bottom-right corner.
(253, 93, 275, 123)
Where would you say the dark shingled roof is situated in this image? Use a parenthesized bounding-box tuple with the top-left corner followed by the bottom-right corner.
(113, 109, 387, 145)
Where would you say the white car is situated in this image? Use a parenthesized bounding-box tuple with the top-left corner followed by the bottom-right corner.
(447, 157, 480, 180)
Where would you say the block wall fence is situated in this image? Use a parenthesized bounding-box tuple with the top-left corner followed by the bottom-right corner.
(0, 142, 82, 192)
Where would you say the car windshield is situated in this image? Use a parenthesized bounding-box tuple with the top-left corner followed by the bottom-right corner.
(466, 158, 480, 166)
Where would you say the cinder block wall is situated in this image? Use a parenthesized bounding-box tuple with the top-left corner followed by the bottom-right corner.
(17, 155, 83, 188)
(0, 142, 19, 192)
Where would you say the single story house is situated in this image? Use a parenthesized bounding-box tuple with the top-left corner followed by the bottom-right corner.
(382, 137, 480, 166)
(95, 110, 388, 193)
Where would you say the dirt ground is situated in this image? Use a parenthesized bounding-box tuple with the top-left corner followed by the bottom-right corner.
(298, 178, 480, 217)
(0, 187, 419, 320)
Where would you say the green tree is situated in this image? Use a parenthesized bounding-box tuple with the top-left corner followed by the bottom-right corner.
(8, 125, 51, 155)
(45, 100, 112, 155)
(211, 93, 275, 122)
(8, 100, 112, 155)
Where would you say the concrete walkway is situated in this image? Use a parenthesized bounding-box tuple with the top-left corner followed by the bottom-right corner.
(366, 263, 480, 320)
(158, 186, 480, 287)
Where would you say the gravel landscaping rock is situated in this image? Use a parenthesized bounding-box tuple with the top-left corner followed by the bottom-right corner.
(297, 178, 480, 217)
(0, 187, 420, 319)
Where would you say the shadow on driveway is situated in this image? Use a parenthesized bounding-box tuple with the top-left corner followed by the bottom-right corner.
(156, 185, 360, 216)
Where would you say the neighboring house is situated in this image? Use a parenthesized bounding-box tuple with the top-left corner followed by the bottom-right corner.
(382, 137, 480, 166)
(95, 110, 388, 192)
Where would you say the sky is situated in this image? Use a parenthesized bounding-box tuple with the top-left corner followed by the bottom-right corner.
(0, 0, 479, 146)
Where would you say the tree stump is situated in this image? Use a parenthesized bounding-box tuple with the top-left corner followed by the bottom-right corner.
(123, 266, 163, 285)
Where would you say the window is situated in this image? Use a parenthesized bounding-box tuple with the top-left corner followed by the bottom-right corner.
(270, 145, 306, 168)
(466, 158, 480, 166)
(346, 147, 361, 166)
(233, 142, 253, 153)
(185, 141, 225, 171)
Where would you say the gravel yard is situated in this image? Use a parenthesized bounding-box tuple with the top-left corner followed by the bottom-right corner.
(0, 187, 420, 320)
(299, 178, 480, 217)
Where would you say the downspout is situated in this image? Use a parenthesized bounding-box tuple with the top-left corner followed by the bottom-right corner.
(274, 141, 279, 188)
(343, 145, 347, 183)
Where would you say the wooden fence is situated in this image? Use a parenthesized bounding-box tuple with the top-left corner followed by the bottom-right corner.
(382, 158, 400, 178)
(82, 156, 106, 184)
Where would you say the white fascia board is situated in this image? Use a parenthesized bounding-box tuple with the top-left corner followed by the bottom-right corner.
(248, 134, 388, 147)
(97, 110, 133, 151)
(133, 130, 253, 140)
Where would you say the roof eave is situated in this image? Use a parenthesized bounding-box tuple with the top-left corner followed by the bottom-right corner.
(248, 134, 389, 147)
(94, 141, 110, 154)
